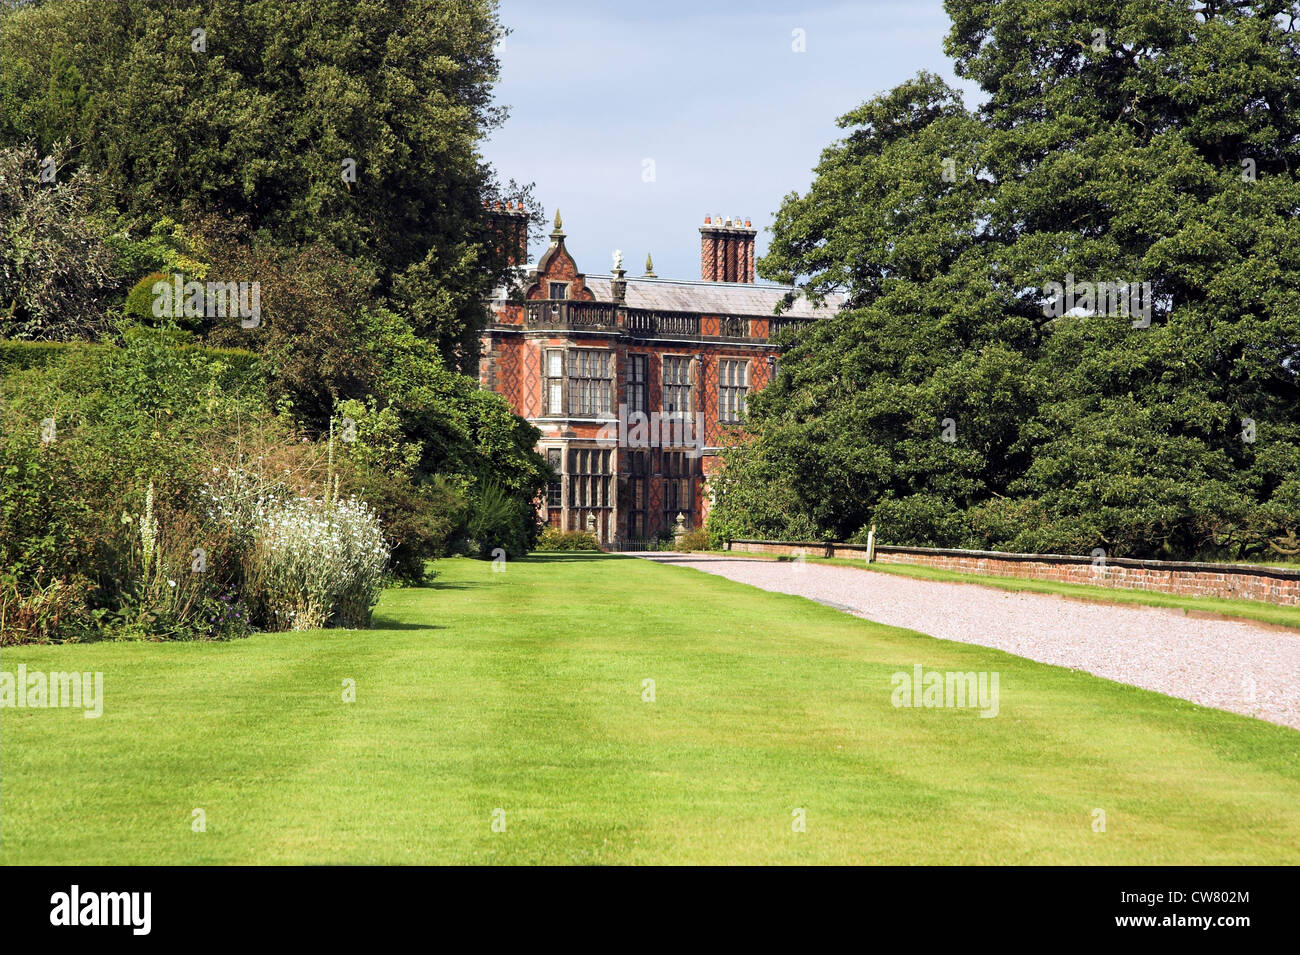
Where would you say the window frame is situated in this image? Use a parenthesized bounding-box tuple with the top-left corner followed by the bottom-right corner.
(626, 353, 648, 415)
(718, 358, 750, 424)
(545, 349, 565, 416)
(569, 446, 612, 538)
(545, 447, 563, 509)
(661, 450, 695, 531)
(661, 354, 693, 417)
(568, 349, 614, 418)
(626, 449, 649, 540)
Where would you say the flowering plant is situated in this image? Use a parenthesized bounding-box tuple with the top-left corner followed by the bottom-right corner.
(240, 494, 389, 631)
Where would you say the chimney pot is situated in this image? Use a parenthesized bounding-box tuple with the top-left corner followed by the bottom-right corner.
(699, 209, 756, 283)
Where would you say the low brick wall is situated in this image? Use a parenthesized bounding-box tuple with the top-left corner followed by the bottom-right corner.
(724, 539, 1300, 607)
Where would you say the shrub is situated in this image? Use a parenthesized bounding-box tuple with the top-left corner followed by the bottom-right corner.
(535, 527, 601, 552)
(0, 339, 100, 372)
(333, 398, 465, 583)
(248, 496, 389, 631)
(0, 574, 96, 645)
(107, 481, 253, 640)
(123, 272, 173, 324)
(869, 494, 966, 549)
(466, 479, 538, 559)
(0, 337, 262, 392)
(0, 141, 119, 341)
(343, 468, 464, 583)
(1, 332, 274, 640)
(676, 528, 711, 552)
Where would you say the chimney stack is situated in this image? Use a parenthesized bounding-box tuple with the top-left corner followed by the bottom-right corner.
(700, 215, 756, 283)
(486, 199, 529, 268)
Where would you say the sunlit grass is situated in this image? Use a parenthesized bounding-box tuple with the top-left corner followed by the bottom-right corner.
(3, 554, 1298, 864)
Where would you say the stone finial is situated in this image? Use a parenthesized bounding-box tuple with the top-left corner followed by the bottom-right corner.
(552, 209, 564, 235)
(644, 253, 656, 278)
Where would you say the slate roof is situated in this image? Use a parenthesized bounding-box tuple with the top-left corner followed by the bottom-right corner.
(582, 275, 844, 319)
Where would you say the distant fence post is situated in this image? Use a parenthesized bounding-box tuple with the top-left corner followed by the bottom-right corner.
(865, 524, 877, 564)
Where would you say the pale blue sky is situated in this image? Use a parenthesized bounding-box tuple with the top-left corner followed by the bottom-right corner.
(483, 0, 978, 283)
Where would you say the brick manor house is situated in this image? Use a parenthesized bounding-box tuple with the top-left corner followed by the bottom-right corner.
(479, 205, 842, 546)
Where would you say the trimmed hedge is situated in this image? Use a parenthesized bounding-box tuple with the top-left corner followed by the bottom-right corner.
(534, 528, 602, 552)
(676, 528, 711, 552)
(0, 339, 262, 390)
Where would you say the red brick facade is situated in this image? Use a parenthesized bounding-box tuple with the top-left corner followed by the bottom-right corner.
(479, 212, 835, 546)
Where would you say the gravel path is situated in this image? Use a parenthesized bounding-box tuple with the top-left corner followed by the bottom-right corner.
(633, 553, 1300, 731)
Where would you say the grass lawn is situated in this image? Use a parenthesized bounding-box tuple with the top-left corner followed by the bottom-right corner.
(3, 553, 1299, 865)
(727, 551, 1300, 631)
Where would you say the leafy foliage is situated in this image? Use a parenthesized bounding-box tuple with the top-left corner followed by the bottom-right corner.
(466, 479, 540, 559)
(0, 0, 552, 616)
(0, 332, 267, 639)
(675, 528, 710, 552)
(0, 0, 536, 366)
(334, 398, 467, 582)
(0, 142, 119, 339)
(534, 527, 601, 552)
(715, 5, 1300, 560)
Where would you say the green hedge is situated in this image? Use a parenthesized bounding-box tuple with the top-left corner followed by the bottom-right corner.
(0, 339, 262, 389)
(534, 528, 602, 552)
(0, 340, 88, 371)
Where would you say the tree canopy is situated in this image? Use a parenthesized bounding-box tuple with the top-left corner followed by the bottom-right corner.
(713, 1, 1300, 560)
(0, 0, 534, 363)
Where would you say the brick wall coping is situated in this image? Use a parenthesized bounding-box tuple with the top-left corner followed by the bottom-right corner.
(723, 539, 1300, 581)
